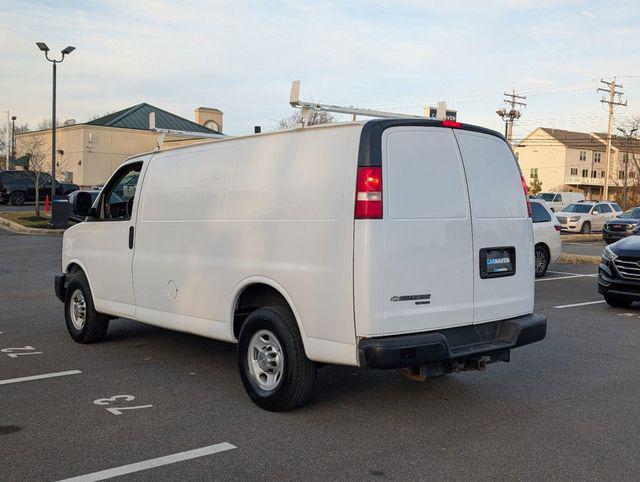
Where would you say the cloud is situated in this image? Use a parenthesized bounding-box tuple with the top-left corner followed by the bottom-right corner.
(582, 10, 597, 19)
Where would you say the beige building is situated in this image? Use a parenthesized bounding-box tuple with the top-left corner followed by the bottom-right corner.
(515, 127, 640, 201)
(15, 103, 223, 187)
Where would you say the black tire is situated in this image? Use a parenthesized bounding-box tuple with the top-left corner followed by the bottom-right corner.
(580, 221, 591, 234)
(9, 191, 25, 206)
(238, 306, 317, 411)
(534, 245, 550, 278)
(604, 295, 633, 308)
(64, 271, 110, 343)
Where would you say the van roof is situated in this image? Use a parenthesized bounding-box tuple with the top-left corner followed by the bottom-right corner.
(122, 117, 505, 164)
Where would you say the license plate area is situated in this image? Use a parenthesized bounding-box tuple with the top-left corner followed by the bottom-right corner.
(479, 247, 516, 279)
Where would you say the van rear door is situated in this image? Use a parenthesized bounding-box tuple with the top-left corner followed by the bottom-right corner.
(453, 130, 534, 323)
(354, 126, 474, 336)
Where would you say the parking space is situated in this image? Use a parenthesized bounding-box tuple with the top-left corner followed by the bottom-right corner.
(561, 239, 607, 257)
(2, 230, 640, 480)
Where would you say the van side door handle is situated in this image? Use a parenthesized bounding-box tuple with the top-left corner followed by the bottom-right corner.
(128, 226, 134, 249)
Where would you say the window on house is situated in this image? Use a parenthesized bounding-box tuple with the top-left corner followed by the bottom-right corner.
(618, 170, 625, 179)
(530, 168, 538, 178)
(570, 168, 578, 176)
(579, 151, 587, 161)
(514, 152, 519, 161)
(594, 152, 601, 163)
(591, 171, 597, 178)
(601, 170, 606, 177)
(623, 153, 629, 163)
(581, 169, 589, 177)
(630, 171, 636, 179)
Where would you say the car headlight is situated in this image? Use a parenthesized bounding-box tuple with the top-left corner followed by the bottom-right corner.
(602, 245, 617, 261)
(569, 216, 580, 222)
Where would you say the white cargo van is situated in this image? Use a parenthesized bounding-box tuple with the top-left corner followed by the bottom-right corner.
(56, 119, 546, 411)
(534, 191, 585, 212)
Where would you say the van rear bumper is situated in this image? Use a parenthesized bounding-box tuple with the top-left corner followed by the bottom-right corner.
(357, 314, 546, 369)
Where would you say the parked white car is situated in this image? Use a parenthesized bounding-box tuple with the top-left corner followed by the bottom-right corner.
(534, 191, 585, 212)
(530, 199, 561, 277)
(556, 202, 622, 233)
(55, 119, 547, 411)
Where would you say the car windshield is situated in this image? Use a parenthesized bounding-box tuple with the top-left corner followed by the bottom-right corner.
(561, 203, 592, 213)
(535, 193, 556, 201)
(618, 209, 640, 219)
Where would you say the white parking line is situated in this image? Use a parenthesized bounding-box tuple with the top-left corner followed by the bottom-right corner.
(0, 370, 82, 385)
(536, 274, 597, 282)
(58, 442, 237, 482)
(554, 300, 606, 309)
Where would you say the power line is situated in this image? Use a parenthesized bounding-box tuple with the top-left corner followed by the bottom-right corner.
(497, 88, 526, 145)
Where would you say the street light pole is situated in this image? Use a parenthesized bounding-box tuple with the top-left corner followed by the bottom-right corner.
(11, 116, 16, 166)
(36, 42, 75, 227)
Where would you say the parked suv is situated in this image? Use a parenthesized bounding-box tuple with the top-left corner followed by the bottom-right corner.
(556, 202, 621, 233)
(0, 170, 78, 206)
(55, 118, 546, 411)
(603, 207, 640, 244)
(531, 199, 561, 277)
(599, 237, 640, 307)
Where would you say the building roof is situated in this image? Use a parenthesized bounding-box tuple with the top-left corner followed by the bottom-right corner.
(85, 103, 220, 134)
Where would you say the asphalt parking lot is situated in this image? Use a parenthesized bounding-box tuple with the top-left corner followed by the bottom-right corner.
(2, 229, 640, 480)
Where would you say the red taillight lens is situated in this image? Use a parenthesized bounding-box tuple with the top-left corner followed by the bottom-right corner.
(554, 224, 561, 231)
(520, 174, 532, 216)
(442, 119, 462, 128)
(355, 167, 382, 219)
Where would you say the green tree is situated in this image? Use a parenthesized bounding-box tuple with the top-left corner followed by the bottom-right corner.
(528, 177, 543, 196)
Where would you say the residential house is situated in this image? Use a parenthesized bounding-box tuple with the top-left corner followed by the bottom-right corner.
(515, 127, 640, 201)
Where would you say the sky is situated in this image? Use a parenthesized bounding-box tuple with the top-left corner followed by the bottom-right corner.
(1, 0, 639, 138)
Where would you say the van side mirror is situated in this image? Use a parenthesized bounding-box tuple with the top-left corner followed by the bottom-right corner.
(74, 191, 94, 217)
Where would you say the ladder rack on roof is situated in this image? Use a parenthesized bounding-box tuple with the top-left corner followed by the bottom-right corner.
(149, 112, 226, 150)
(288, 80, 453, 126)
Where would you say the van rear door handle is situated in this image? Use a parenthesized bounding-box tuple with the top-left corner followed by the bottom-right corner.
(128, 226, 134, 249)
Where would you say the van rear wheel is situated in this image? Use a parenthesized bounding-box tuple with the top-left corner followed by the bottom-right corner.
(64, 272, 110, 343)
(238, 306, 317, 411)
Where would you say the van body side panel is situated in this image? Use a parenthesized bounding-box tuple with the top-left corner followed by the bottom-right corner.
(354, 126, 475, 336)
(453, 130, 535, 322)
(132, 125, 361, 365)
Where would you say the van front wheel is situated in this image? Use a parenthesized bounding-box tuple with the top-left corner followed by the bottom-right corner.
(64, 272, 110, 343)
(238, 306, 317, 411)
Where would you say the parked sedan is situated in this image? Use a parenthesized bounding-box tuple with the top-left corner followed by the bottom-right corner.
(556, 202, 618, 233)
(603, 207, 640, 244)
(598, 236, 640, 307)
(531, 199, 561, 277)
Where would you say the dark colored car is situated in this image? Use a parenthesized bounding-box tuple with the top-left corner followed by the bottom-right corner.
(598, 236, 640, 307)
(602, 207, 640, 244)
(0, 170, 79, 206)
(67, 189, 100, 223)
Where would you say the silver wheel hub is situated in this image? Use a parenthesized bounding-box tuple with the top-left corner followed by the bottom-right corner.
(70, 289, 86, 330)
(247, 329, 284, 392)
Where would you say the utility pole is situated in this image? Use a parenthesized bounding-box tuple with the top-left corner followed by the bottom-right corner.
(496, 88, 526, 145)
(598, 78, 626, 200)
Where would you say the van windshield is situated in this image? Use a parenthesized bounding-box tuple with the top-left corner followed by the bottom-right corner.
(562, 203, 591, 213)
(535, 193, 556, 202)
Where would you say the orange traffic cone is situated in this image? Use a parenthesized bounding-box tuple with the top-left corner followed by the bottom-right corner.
(45, 195, 50, 213)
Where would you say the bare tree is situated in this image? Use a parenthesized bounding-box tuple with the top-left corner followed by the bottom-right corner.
(16, 136, 48, 217)
(0, 123, 31, 165)
(276, 109, 335, 130)
(611, 118, 640, 209)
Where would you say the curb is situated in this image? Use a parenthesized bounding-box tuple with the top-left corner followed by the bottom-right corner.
(558, 253, 600, 265)
(0, 216, 64, 235)
(560, 234, 603, 243)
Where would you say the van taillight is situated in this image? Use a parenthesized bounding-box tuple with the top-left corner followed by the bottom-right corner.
(520, 174, 532, 216)
(442, 119, 462, 128)
(355, 167, 382, 219)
